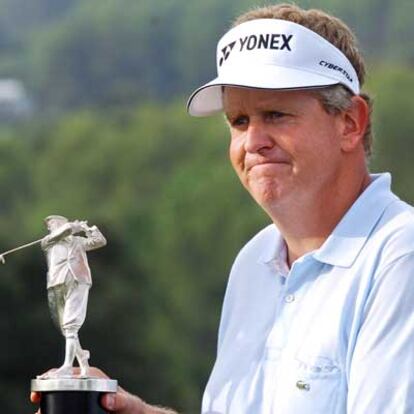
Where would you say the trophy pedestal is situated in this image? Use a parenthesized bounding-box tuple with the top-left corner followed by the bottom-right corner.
(31, 377, 118, 414)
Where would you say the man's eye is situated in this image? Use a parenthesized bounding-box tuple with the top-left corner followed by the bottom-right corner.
(266, 111, 286, 120)
(230, 116, 249, 127)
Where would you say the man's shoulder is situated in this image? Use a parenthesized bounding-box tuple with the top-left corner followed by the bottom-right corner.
(379, 197, 414, 238)
(370, 197, 414, 262)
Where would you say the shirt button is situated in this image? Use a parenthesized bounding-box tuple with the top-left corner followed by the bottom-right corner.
(296, 380, 311, 391)
(284, 294, 295, 303)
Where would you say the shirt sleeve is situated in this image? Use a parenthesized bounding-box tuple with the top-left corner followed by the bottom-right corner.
(347, 253, 414, 413)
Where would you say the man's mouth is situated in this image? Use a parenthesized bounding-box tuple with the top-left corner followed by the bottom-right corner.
(248, 160, 290, 171)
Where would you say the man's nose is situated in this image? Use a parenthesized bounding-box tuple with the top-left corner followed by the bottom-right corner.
(244, 122, 274, 154)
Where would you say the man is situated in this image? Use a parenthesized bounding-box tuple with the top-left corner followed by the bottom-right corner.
(40, 215, 106, 378)
(33, 3, 414, 413)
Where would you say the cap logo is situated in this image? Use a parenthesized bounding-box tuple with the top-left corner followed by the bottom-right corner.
(219, 33, 293, 66)
(219, 41, 236, 66)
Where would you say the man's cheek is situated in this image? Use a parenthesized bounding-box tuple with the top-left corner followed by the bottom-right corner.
(229, 149, 242, 174)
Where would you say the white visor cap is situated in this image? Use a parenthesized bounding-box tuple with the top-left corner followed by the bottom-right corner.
(187, 19, 360, 117)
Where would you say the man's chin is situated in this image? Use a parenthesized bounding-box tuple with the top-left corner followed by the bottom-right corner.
(249, 185, 284, 210)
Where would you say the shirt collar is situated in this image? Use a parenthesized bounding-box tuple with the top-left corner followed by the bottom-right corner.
(258, 226, 290, 275)
(313, 173, 398, 267)
(258, 173, 398, 270)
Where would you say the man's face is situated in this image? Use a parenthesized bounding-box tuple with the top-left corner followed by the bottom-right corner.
(224, 87, 345, 213)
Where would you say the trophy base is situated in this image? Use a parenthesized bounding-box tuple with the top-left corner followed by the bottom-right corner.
(31, 378, 118, 414)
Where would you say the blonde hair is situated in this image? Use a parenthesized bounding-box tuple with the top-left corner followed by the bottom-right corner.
(233, 4, 373, 156)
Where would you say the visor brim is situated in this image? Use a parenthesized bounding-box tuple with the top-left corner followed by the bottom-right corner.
(187, 65, 342, 117)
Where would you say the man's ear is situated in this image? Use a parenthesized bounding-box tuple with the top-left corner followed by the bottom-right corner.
(340, 95, 369, 152)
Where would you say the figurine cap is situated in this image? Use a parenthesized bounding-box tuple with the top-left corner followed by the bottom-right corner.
(187, 19, 360, 116)
(44, 215, 69, 224)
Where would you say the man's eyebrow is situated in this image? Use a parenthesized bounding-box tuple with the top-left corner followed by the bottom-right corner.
(223, 111, 238, 120)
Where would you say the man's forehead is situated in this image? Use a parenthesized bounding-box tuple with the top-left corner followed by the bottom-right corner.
(223, 87, 313, 113)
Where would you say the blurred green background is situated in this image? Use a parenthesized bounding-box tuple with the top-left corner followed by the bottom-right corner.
(0, 0, 413, 412)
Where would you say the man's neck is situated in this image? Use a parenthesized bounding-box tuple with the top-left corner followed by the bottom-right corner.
(269, 170, 372, 267)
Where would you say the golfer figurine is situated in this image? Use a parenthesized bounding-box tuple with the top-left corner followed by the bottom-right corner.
(40, 215, 106, 379)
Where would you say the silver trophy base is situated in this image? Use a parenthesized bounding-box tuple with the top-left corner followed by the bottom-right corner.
(31, 377, 118, 392)
(31, 377, 117, 414)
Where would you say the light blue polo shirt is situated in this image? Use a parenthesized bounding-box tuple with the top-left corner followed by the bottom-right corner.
(202, 173, 414, 413)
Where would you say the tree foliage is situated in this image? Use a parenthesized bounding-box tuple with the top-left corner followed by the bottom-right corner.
(0, 0, 412, 111)
(368, 66, 414, 201)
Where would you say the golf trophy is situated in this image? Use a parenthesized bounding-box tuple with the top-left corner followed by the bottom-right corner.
(1, 215, 117, 414)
